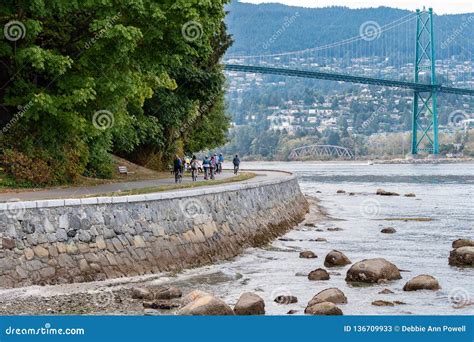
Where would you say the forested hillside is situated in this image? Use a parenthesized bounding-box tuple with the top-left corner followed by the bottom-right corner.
(0, 0, 231, 185)
(225, 1, 473, 59)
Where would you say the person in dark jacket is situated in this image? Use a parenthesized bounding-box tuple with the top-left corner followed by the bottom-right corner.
(232, 155, 240, 175)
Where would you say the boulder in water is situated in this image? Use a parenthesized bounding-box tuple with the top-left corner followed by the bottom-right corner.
(376, 189, 400, 196)
(403, 274, 440, 291)
(299, 251, 317, 259)
(307, 288, 347, 306)
(449, 246, 474, 266)
(378, 288, 394, 294)
(308, 268, 330, 281)
(381, 227, 396, 234)
(274, 295, 298, 304)
(346, 258, 401, 283)
(180, 290, 211, 307)
(305, 301, 343, 315)
(179, 295, 234, 316)
(372, 300, 395, 306)
(234, 292, 265, 315)
(452, 239, 474, 249)
(324, 250, 351, 267)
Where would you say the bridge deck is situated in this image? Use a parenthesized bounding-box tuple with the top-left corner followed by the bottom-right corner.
(224, 64, 474, 96)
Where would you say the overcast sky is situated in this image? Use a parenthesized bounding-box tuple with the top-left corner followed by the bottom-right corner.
(240, 0, 474, 14)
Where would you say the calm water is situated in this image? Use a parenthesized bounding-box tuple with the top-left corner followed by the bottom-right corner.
(165, 162, 474, 315)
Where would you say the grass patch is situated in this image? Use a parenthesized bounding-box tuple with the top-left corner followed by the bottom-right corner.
(0, 155, 169, 193)
(86, 172, 256, 197)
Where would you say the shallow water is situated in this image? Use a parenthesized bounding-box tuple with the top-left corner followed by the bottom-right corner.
(166, 161, 474, 315)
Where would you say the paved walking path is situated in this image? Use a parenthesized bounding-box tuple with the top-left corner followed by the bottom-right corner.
(0, 170, 289, 202)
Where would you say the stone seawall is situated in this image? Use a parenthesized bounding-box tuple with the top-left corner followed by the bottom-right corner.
(0, 174, 308, 288)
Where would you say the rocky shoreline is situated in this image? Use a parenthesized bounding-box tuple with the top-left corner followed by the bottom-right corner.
(0, 197, 471, 315)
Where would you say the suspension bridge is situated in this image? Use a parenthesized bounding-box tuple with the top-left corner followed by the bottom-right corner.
(224, 8, 474, 156)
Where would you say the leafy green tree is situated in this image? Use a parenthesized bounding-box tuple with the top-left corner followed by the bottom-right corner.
(1, 0, 231, 184)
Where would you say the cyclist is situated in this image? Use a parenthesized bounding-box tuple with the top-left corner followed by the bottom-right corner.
(173, 155, 183, 183)
(190, 155, 200, 181)
(202, 156, 210, 180)
(232, 154, 240, 175)
(218, 153, 224, 174)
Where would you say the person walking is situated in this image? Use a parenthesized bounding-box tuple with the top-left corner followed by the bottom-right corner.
(202, 156, 210, 180)
(210, 154, 217, 180)
(232, 154, 240, 175)
(218, 153, 224, 174)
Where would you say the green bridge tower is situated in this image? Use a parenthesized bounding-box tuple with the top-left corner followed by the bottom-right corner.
(412, 7, 438, 155)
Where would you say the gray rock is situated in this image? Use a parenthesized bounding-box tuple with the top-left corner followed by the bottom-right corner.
(308, 268, 330, 281)
(403, 275, 440, 291)
(381, 227, 396, 234)
(299, 251, 317, 258)
(78, 230, 92, 243)
(179, 295, 234, 316)
(131, 287, 154, 300)
(305, 301, 343, 315)
(324, 250, 351, 267)
(449, 246, 474, 266)
(274, 295, 298, 304)
(346, 258, 401, 283)
(376, 189, 400, 196)
(56, 229, 68, 242)
(234, 292, 265, 315)
(452, 239, 474, 249)
(180, 290, 211, 307)
(154, 286, 182, 300)
(372, 300, 394, 306)
(307, 288, 347, 306)
(21, 221, 35, 234)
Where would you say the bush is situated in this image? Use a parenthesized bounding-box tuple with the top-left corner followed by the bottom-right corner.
(0, 149, 53, 186)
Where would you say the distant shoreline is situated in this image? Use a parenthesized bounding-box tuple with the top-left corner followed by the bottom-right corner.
(240, 158, 474, 165)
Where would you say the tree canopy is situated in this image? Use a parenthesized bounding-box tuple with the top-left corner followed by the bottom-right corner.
(0, 0, 231, 185)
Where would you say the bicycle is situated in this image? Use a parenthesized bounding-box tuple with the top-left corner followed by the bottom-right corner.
(174, 170, 182, 183)
(233, 165, 239, 175)
(191, 168, 198, 182)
